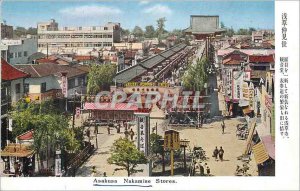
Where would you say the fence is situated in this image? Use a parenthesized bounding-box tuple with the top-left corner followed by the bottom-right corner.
(64, 142, 95, 176)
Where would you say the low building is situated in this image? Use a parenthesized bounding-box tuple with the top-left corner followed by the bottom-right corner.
(15, 63, 88, 102)
(252, 31, 263, 43)
(1, 35, 38, 65)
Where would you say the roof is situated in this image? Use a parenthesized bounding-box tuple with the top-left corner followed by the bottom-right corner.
(17, 130, 34, 140)
(222, 58, 243, 65)
(15, 63, 88, 78)
(249, 55, 274, 63)
(114, 43, 187, 83)
(1, 58, 30, 81)
(27, 52, 46, 63)
(217, 49, 275, 57)
(1, 143, 34, 157)
(84, 102, 138, 111)
(74, 55, 97, 61)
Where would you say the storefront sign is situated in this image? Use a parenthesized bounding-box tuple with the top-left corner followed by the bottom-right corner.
(164, 130, 180, 150)
(55, 150, 62, 176)
(232, 71, 244, 100)
(61, 74, 68, 98)
(125, 82, 169, 87)
(136, 113, 150, 156)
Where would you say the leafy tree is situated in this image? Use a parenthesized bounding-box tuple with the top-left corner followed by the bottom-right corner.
(108, 138, 148, 177)
(182, 58, 209, 91)
(121, 28, 130, 37)
(13, 26, 37, 38)
(10, 99, 80, 171)
(144, 25, 156, 38)
(220, 22, 225, 29)
(132, 26, 144, 38)
(156, 17, 167, 42)
(150, 133, 163, 155)
(87, 64, 117, 94)
(248, 27, 256, 35)
(225, 27, 235, 37)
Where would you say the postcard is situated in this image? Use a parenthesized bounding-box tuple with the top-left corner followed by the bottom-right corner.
(0, 0, 299, 190)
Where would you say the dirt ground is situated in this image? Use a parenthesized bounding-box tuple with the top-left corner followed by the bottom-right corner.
(168, 118, 258, 176)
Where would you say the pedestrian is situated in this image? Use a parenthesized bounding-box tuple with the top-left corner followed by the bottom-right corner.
(199, 163, 205, 176)
(117, 124, 121, 134)
(107, 126, 110, 135)
(103, 172, 107, 177)
(91, 166, 96, 177)
(213, 146, 219, 161)
(124, 129, 129, 139)
(206, 166, 210, 176)
(219, 146, 224, 161)
(129, 129, 135, 141)
(221, 120, 225, 134)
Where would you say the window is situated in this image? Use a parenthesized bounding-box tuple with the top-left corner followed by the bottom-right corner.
(24, 51, 28, 57)
(15, 83, 21, 94)
(68, 79, 75, 89)
(18, 52, 22, 57)
(24, 83, 29, 93)
(78, 76, 85, 86)
(41, 82, 46, 93)
(104, 27, 108, 30)
(9, 53, 14, 58)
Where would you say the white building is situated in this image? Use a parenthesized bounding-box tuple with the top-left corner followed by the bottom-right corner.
(1, 35, 38, 65)
(37, 19, 121, 55)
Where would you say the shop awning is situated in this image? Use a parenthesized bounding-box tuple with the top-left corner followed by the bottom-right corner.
(84, 103, 138, 111)
(1, 143, 34, 157)
(244, 118, 257, 155)
(252, 142, 270, 164)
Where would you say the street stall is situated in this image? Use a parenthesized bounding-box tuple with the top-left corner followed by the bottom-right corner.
(1, 143, 35, 177)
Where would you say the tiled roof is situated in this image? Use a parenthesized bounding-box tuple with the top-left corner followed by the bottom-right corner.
(222, 58, 243, 65)
(1, 58, 30, 80)
(74, 55, 97, 61)
(84, 102, 138, 111)
(114, 43, 187, 84)
(249, 55, 274, 63)
(15, 63, 88, 78)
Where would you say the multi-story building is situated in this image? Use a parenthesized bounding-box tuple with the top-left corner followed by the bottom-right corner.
(1, 59, 29, 148)
(1, 35, 38, 65)
(37, 19, 121, 55)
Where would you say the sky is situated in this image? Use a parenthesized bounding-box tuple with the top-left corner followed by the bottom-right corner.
(2, 0, 275, 31)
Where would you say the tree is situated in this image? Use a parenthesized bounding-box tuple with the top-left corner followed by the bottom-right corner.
(87, 64, 117, 95)
(150, 133, 163, 156)
(13, 26, 37, 38)
(108, 138, 148, 177)
(144, 25, 155, 38)
(220, 22, 225, 29)
(225, 27, 235, 37)
(132, 26, 144, 38)
(156, 17, 167, 42)
(182, 58, 209, 91)
(248, 27, 256, 35)
(10, 99, 80, 171)
(121, 28, 130, 37)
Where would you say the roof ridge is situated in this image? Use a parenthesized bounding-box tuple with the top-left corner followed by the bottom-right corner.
(30, 65, 41, 77)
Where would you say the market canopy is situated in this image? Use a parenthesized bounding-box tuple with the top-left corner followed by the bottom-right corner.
(84, 102, 138, 111)
(1, 143, 34, 157)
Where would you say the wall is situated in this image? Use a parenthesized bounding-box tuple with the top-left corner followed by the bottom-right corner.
(25, 75, 61, 94)
(10, 78, 24, 104)
(7, 38, 38, 65)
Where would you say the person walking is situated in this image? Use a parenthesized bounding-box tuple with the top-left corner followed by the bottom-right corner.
(116, 124, 121, 134)
(107, 126, 110, 135)
(129, 129, 135, 141)
(199, 163, 205, 176)
(219, 146, 224, 161)
(206, 166, 211, 176)
(221, 120, 225, 134)
(124, 129, 129, 139)
(213, 146, 219, 161)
